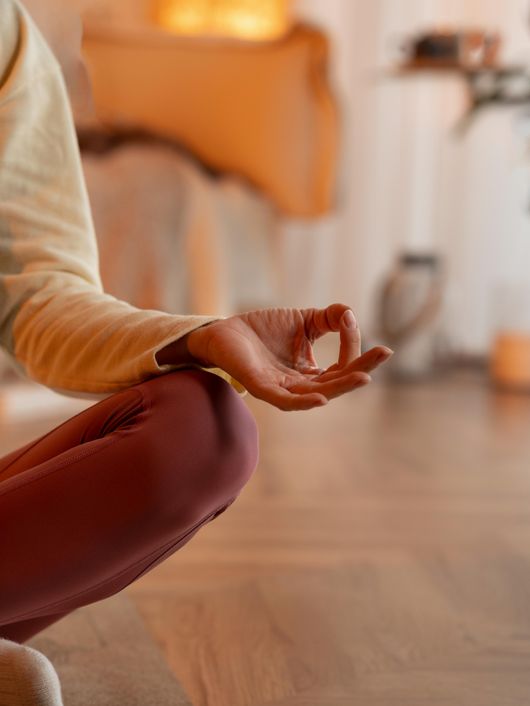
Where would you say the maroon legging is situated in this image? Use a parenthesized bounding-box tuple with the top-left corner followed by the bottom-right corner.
(0, 369, 258, 643)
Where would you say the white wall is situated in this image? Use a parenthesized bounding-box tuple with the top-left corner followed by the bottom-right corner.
(282, 0, 530, 354)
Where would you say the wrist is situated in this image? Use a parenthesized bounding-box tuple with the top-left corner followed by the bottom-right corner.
(155, 324, 214, 368)
(186, 324, 214, 367)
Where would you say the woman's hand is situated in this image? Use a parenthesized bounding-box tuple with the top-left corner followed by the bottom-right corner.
(184, 304, 393, 411)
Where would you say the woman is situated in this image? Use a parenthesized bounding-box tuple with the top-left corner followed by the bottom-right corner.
(0, 1, 392, 703)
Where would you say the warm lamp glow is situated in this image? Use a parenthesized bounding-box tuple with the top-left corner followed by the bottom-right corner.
(155, 0, 292, 41)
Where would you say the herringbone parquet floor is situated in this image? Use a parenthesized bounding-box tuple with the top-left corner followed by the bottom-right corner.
(127, 370, 530, 706)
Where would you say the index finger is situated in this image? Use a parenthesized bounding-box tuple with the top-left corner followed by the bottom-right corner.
(302, 304, 361, 369)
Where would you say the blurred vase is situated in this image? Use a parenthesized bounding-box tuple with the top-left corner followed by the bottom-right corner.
(378, 252, 444, 379)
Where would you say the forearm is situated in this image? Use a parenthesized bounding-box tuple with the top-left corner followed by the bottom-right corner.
(8, 279, 216, 393)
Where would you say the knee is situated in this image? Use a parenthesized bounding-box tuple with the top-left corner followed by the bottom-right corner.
(192, 370, 259, 501)
(137, 370, 258, 530)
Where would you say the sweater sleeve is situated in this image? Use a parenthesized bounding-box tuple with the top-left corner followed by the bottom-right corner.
(0, 0, 230, 395)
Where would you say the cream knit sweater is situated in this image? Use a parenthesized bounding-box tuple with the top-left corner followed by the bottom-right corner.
(0, 0, 224, 395)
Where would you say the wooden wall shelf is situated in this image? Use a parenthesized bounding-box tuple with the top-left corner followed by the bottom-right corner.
(384, 62, 530, 128)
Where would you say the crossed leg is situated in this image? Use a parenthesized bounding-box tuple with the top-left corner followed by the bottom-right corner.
(0, 369, 258, 643)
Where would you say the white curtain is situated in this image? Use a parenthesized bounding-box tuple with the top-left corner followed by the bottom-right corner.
(281, 0, 530, 355)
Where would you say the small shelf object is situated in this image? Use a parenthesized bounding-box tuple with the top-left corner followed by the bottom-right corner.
(388, 30, 530, 125)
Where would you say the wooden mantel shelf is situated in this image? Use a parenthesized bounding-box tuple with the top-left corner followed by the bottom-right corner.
(82, 21, 339, 217)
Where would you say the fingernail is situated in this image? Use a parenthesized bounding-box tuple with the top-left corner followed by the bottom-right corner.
(374, 348, 393, 364)
(343, 310, 356, 328)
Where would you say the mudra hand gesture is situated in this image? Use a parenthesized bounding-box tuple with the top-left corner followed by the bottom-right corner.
(159, 304, 393, 411)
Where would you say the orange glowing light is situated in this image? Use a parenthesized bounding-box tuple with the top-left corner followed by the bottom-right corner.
(154, 0, 291, 41)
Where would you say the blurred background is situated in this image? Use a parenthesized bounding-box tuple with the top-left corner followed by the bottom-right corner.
(4, 3, 530, 705)
(2, 0, 530, 405)
(0, 0, 529, 397)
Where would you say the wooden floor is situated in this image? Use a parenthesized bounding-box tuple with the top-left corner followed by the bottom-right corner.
(128, 370, 530, 706)
(3, 370, 530, 705)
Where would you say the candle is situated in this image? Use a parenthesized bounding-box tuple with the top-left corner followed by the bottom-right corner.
(491, 332, 530, 391)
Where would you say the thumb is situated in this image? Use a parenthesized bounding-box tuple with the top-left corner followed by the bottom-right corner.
(301, 303, 353, 341)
